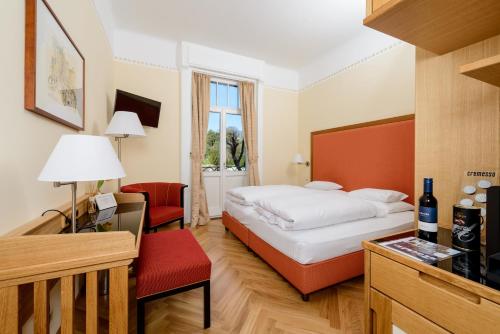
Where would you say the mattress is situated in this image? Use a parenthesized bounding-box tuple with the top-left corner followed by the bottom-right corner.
(248, 211, 414, 265)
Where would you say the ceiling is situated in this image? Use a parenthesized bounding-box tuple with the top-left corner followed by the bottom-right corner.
(108, 0, 366, 69)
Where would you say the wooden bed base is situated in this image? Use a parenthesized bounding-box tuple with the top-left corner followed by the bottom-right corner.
(222, 211, 365, 301)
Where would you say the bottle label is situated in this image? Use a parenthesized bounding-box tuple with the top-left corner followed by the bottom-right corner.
(418, 220, 438, 232)
(418, 206, 437, 223)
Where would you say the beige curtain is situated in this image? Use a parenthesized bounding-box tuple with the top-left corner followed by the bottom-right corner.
(191, 72, 211, 227)
(240, 81, 261, 185)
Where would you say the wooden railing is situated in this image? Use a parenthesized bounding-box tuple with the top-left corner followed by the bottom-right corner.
(0, 193, 145, 333)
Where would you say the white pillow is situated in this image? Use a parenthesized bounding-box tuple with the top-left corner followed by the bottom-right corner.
(367, 201, 414, 217)
(304, 181, 343, 191)
(349, 188, 408, 203)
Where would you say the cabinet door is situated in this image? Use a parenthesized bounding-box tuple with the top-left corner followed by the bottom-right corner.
(391, 300, 450, 334)
(370, 289, 392, 334)
(370, 289, 450, 334)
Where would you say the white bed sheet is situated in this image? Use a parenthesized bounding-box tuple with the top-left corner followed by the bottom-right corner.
(224, 199, 256, 225)
(245, 209, 414, 264)
(225, 197, 414, 265)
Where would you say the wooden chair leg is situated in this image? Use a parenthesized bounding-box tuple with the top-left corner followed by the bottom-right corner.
(180, 217, 184, 229)
(137, 299, 145, 334)
(203, 281, 211, 329)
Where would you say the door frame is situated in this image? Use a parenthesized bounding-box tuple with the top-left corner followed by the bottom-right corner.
(204, 77, 248, 217)
(180, 61, 264, 223)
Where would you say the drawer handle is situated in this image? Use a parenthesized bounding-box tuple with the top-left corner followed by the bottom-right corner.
(419, 272, 480, 304)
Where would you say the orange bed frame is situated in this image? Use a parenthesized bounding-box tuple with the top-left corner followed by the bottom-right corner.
(222, 211, 364, 300)
(223, 115, 415, 300)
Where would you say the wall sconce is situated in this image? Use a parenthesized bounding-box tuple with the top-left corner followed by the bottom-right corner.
(292, 153, 310, 167)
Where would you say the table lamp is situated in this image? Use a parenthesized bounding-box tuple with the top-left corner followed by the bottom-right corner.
(38, 135, 126, 233)
(105, 111, 145, 189)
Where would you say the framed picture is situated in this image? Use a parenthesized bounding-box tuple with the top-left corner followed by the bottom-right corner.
(25, 0, 85, 130)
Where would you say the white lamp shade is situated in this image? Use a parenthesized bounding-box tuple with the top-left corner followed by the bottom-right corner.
(105, 111, 146, 137)
(292, 153, 305, 164)
(38, 135, 126, 182)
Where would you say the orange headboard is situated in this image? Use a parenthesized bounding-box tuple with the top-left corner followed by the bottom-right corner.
(311, 115, 415, 203)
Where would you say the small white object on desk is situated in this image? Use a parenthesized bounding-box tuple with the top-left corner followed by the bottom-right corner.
(95, 193, 118, 210)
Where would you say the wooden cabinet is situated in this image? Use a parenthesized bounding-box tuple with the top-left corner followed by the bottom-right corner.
(371, 289, 450, 334)
(364, 242, 500, 334)
(460, 54, 500, 87)
(366, 0, 392, 14)
(364, 0, 500, 55)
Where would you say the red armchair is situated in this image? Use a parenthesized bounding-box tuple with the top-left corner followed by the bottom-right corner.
(121, 182, 188, 232)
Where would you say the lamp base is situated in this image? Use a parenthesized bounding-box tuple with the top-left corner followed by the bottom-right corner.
(54, 181, 78, 233)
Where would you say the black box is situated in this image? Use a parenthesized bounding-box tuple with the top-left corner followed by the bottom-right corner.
(486, 186, 500, 283)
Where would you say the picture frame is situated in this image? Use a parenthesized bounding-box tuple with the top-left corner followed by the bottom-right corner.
(25, 0, 85, 130)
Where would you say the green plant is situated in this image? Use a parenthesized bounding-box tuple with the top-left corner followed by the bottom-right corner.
(97, 180, 105, 193)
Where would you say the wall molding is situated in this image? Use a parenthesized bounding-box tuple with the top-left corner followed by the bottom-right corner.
(300, 41, 403, 92)
(92, 0, 404, 93)
(113, 56, 179, 72)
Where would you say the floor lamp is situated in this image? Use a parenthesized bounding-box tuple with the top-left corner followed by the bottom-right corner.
(38, 135, 126, 233)
(105, 111, 146, 190)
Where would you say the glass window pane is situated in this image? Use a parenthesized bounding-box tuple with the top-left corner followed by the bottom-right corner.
(203, 112, 220, 172)
(225, 114, 246, 171)
(217, 83, 228, 107)
(210, 82, 217, 107)
(228, 85, 239, 109)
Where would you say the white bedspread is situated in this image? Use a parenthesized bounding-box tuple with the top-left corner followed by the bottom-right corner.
(255, 191, 378, 230)
(227, 185, 312, 205)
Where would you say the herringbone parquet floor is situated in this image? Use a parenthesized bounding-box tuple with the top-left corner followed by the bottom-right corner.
(76, 219, 365, 333)
(143, 220, 365, 334)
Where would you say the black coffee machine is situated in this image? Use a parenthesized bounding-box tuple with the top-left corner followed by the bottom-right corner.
(486, 186, 500, 284)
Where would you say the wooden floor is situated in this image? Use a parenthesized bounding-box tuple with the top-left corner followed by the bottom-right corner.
(77, 219, 365, 333)
(145, 219, 365, 333)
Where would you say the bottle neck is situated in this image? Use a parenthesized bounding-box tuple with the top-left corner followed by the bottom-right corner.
(424, 182, 433, 194)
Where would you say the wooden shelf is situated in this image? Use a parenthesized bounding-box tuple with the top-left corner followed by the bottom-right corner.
(364, 0, 500, 55)
(460, 55, 500, 87)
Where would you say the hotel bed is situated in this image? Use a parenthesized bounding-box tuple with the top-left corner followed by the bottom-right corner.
(225, 199, 414, 265)
(222, 115, 416, 300)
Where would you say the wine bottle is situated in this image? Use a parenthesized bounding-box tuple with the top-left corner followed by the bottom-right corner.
(418, 178, 438, 242)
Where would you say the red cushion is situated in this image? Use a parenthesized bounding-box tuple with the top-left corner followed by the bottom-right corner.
(149, 206, 184, 228)
(136, 230, 212, 299)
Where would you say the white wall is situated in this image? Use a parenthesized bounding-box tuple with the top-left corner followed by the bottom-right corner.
(113, 60, 181, 185)
(299, 29, 401, 89)
(297, 44, 416, 184)
(0, 0, 114, 235)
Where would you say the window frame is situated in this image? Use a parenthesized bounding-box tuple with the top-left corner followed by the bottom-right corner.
(203, 77, 247, 177)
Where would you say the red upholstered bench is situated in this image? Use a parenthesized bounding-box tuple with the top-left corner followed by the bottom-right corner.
(136, 229, 212, 333)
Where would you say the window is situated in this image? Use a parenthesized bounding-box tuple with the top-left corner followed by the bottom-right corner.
(202, 112, 220, 172)
(202, 80, 246, 172)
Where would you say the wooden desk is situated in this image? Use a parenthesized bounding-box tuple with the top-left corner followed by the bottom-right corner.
(363, 231, 500, 334)
(0, 192, 145, 334)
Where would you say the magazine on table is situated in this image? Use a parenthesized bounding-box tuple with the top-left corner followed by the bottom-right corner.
(379, 237, 463, 264)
